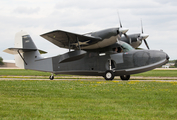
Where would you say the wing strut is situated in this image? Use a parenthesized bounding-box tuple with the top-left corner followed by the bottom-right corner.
(76, 36, 81, 50)
(17, 50, 27, 65)
(65, 33, 71, 52)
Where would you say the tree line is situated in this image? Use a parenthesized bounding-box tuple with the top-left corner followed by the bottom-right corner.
(0, 57, 4, 65)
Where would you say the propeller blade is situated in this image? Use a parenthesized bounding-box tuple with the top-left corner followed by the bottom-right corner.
(117, 11, 122, 28)
(141, 19, 144, 34)
(124, 33, 128, 39)
(144, 39, 150, 49)
(140, 19, 150, 49)
(116, 12, 129, 40)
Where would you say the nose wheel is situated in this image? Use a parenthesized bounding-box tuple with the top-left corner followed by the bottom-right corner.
(49, 74, 54, 80)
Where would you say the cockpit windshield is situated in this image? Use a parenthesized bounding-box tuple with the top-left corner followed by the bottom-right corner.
(119, 41, 134, 52)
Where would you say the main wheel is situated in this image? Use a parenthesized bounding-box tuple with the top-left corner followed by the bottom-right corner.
(49, 75, 54, 80)
(120, 75, 130, 81)
(104, 70, 115, 80)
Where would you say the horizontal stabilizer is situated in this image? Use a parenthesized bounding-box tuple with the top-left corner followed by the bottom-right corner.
(3, 48, 47, 55)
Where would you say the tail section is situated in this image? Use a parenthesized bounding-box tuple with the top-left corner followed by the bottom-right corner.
(15, 31, 39, 68)
(4, 31, 51, 71)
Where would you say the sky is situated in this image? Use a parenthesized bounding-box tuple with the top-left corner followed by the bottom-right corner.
(0, 0, 177, 60)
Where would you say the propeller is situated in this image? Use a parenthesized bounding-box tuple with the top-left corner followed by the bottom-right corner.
(116, 12, 129, 38)
(117, 12, 131, 44)
(138, 20, 149, 49)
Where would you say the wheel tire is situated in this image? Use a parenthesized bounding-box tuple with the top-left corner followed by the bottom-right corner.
(120, 75, 130, 81)
(49, 75, 54, 80)
(104, 70, 114, 80)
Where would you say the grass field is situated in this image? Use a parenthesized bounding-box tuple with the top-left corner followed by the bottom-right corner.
(0, 80, 177, 119)
(0, 69, 51, 76)
(134, 69, 177, 77)
(0, 69, 177, 119)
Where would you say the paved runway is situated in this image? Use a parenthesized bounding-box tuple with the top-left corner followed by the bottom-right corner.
(0, 76, 177, 82)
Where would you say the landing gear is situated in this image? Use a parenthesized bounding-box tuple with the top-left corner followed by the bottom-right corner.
(104, 70, 115, 80)
(120, 75, 130, 81)
(49, 74, 54, 80)
(104, 59, 116, 81)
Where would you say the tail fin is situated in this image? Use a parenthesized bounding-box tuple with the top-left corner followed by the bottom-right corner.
(15, 31, 37, 49)
(4, 31, 47, 69)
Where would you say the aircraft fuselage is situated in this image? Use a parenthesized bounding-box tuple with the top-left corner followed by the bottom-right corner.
(49, 49, 168, 76)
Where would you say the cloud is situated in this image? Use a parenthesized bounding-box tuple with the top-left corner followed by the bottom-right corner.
(14, 7, 40, 14)
(154, 0, 177, 5)
(55, 0, 118, 10)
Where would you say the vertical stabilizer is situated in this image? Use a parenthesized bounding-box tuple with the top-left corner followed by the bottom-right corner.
(15, 31, 37, 49)
(14, 31, 40, 68)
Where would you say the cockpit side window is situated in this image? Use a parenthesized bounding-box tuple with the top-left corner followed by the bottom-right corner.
(119, 41, 134, 52)
(112, 47, 123, 53)
(111, 41, 134, 53)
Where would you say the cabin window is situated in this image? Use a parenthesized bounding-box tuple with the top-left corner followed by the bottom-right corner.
(88, 52, 98, 57)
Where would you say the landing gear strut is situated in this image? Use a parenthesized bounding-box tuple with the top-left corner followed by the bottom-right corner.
(49, 74, 54, 80)
(103, 59, 115, 81)
(120, 75, 130, 80)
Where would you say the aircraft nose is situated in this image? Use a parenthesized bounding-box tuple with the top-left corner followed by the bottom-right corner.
(149, 50, 169, 63)
(115, 50, 169, 76)
(133, 50, 169, 67)
(166, 54, 170, 60)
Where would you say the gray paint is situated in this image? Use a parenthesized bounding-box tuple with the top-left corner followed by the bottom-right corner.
(120, 33, 145, 49)
(58, 50, 86, 63)
(24, 51, 53, 72)
(110, 53, 123, 64)
(49, 49, 168, 76)
(22, 35, 37, 49)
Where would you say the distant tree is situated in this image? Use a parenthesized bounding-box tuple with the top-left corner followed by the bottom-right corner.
(0, 57, 4, 65)
(175, 60, 177, 68)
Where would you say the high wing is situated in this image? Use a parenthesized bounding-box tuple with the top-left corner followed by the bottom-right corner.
(40, 30, 102, 50)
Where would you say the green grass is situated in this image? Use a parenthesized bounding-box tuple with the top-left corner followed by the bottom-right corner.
(1, 69, 177, 77)
(0, 69, 51, 76)
(133, 70, 177, 77)
(0, 80, 177, 119)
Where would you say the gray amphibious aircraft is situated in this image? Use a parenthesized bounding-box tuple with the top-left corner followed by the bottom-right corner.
(4, 26, 169, 80)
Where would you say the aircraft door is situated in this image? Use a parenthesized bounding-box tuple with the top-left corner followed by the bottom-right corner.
(87, 52, 98, 70)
